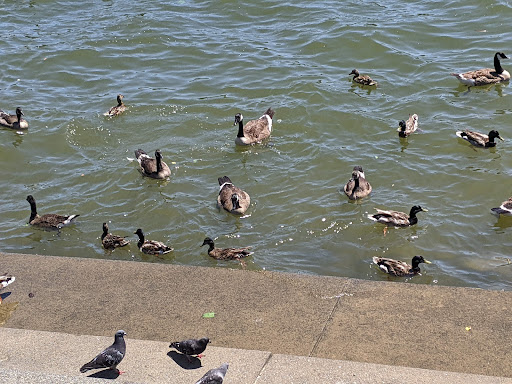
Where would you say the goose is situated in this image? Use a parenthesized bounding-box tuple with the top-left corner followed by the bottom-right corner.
(455, 129, 503, 148)
(234, 107, 274, 145)
(134, 149, 171, 179)
(26, 195, 80, 229)
(169, 337, 210, 362)
(397, 114, 419, 138)
(0, 274, 15, 304)
(349, 69, 378, 86)
(343, 166, 372, 200)
(101, 223, 130, 250)
(0, 107, 29, 129)
(104, 94, 126, 117)
(372, 255, 432, 277)
(491, 197, 512, 216)
(451, 52, 510, 87)
(201, 237, 252, 261)
(368, 205, 427, 227)
(134, 228, 173, 255)
(217, 176, 250, 214)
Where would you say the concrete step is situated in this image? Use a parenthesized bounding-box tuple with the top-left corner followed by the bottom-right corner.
(1, 328, 511, 384)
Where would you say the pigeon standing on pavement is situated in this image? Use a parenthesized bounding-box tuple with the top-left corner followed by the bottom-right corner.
(0, 274, 15, 304)
(195, 363, 229, 384)
(80, 330, 127, 374)
(169, 337, 210, 362)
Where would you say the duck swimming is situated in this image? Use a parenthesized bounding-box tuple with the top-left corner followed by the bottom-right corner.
(201, 237, 252, 261)
(451, 52, 510, 88)
(372, 255, 432, 277)
(368, 205, 427, 227)
(349, 69, 378, 86)
(104, 94, 126, 117)
(397, 114, 418, 138)
(455, 129, 504, 148)
(0, 107, 28, 129)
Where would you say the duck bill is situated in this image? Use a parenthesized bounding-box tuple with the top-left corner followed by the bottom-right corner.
(499, 136, 504, 141)
(422, 208, 428, 212)
(423, 260, 432, 264)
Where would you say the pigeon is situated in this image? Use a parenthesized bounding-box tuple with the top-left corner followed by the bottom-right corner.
(0, 274, 15, 304)
(169, 337, 210, 362)
(80, 330, 126, 374)
(195, 363, 229, 384)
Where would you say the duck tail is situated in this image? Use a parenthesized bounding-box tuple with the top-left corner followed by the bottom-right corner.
(134, 149, 147, 159)
(218, 176, 232, 186)
(264, 108, 275, 119)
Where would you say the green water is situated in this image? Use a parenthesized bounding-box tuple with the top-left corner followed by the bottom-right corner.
(1, 0, 512, 290)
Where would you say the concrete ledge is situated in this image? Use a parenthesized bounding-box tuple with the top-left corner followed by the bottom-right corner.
(1, 251, 512, 380)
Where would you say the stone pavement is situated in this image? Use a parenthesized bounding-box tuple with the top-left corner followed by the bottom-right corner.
(0, 252, 511, 383)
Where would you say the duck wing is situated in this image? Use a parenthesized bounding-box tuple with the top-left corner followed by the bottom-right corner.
(458, 130, 488, 146)
(210, 246, 252, 260)
(370, 209, 409, 226)
(372, 257, 411, 276)
(141, 240, 173, 255)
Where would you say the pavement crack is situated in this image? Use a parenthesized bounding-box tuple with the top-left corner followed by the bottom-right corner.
(309, 282, 348, 357)
(253, 352, 274, 383)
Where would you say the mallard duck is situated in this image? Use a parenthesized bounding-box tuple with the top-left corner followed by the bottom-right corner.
(452, 52, 510, 87)
(368, 205, 427, 227)
(217, 176, 251, 214)
(491, 197, 512, 216)
(349, 69, 378, 86)
(0, 274, 15, 304)
(397, 114, 418, 138)
(0, 107, 29, 129)
(372, 255, 432, 277)
(343, 166, 372, 200)
(201, 237, 252, 260)
(169, 337, 210, 362)
(134, 149, 171, 179)
(26, 195, 80, 229)
(134, 228, 173, 255)
(234, 107, 274, 145)
(104, 94, 126, 117)
(455, 129, 504, 148)
(101, 223, 130, 250)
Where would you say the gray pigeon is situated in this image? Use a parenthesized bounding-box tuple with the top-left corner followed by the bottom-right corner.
(169, 337, 210, 362)
(80, 330, 126, 374)
(196, 363, 229, 384)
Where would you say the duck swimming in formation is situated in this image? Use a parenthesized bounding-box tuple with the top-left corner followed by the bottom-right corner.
(451, 52, 510, 88)
(455, 129, 504, 148)
(101, 223, 130, 250)
(217, 176, 251, 214)
(368, 205, 427, 227)
(491, 197, 512, 216)
(26, 195, 80, 229)
(234, 107, 274, 145)
(104, 94, 126, 117)
(134, 149, 171, 179)
(201, 237, 252, 261)
(372, 255, 432, 277)
(0, 274, 15, 304)
(134, 228, 173, 255)
(397, 114, 418, 138)
(0, 107, 29, 129)
(349, 69, 378, 86)
(343, 166, 372, 200)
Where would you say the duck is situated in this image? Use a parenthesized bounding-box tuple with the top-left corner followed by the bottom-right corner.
(343, 166, 372, 200)
(26, 195, 80, 229)
(0, 274, 15, 304)
(201, 237, 252, 260)
(0, 107, 29, 129)
(491, 197, 512, 216)
(451, 52, 510, 87)
(217, 176, 251, 214)
(368, 205, 427, 227)
(372, 255, 432, 277)
(101, 223, 130, 250)
(134, 228, 173, 255)
(134, 149, 171, 179)
(455, 129, 504, 148)
(104, 94, 126, 117)
(234, 107, 274, 145)
(397, 114, 419, 138)
(349, 69, 378, 86)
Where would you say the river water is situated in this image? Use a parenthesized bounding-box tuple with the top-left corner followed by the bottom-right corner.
(1, 0, 512, 290)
